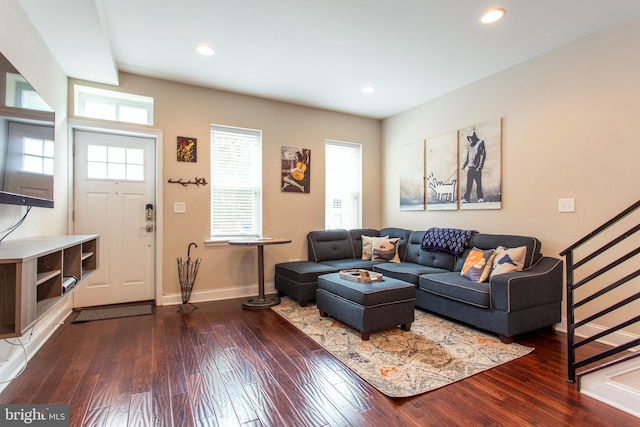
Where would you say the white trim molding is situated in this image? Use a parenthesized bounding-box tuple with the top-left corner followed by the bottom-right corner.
(555, 316, 640, 352)
(159, 281, 277, 306)
(556, 316, 640, 419)
(581, 360, 640, 419)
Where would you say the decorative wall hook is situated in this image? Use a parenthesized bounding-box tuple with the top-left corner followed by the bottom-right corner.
(168, 177, 208, 187)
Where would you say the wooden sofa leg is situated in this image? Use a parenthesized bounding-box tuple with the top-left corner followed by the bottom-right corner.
(400, 323, 412, 332)
(499, 334, 513, 344)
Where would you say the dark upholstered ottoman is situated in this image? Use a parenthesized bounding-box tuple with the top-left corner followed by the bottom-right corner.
(316, 273, 416, 340)
(275, 261, 337, 306)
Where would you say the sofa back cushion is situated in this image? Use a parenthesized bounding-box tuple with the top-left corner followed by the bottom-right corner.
(307, 229, 355, 262)
(380, 227, 412, 261)
(455, 233, 542, 271)
(348, 228, 380, 259)
(404, 230, 456, 270)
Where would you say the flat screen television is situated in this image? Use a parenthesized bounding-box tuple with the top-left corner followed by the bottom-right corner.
(0, 52, 55, 208)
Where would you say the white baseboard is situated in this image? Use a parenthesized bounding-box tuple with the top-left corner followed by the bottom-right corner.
(159, 281, 277, 306)
(556, 316, 640, 419)
(581, 360, 640, 419)
(0, 298, 73, 394)
(554, 316, 640, 351)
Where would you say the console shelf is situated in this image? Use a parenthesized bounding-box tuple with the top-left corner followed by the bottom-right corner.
(0, 235, 99, 338)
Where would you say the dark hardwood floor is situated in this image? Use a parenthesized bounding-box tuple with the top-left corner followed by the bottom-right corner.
(0, 298, 637, 426)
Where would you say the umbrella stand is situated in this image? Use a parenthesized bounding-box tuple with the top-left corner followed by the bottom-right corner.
(177, 242, 201, 313)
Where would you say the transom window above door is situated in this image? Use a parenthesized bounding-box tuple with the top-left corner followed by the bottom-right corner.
(86, 144, 145, 181)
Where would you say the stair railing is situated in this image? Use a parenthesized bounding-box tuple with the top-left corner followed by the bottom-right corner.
(560, 200, 640, 384)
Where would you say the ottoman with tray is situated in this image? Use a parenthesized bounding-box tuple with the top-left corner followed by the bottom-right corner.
(316, 272, 416, 340)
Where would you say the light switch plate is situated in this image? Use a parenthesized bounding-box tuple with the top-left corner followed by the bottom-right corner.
(558, 198, 575, 213)
(174, 202, 186, 213)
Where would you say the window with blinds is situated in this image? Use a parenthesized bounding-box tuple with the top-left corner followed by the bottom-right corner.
(210, 125, 262, 239)
(325, 140, 362, 230)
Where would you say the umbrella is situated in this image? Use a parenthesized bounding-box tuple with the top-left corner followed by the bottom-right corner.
(177, 242, 201, 312)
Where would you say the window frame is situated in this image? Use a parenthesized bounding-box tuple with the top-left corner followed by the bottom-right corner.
(208, 124, 262, 243)
(73, 84, 154, 125)
(324, 139, 362, 230)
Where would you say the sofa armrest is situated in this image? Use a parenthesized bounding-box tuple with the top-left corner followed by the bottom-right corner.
(490, 257, 563, 312)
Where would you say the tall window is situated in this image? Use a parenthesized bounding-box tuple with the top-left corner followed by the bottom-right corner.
(210, 125, 262, 239)
(74, 85, 154, 125)
(325, 140, 362, 230)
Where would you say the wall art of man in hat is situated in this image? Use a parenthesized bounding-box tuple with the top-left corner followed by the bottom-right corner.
(461, 129, 486, 203)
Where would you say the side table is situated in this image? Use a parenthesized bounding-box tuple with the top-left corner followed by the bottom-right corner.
(228, 237, 291, 309)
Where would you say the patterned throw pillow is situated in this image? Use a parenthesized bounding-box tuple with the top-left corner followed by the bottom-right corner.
(491, 246, 527, 276)
(461, 247, 496, 283)
(371, 237, 401, 263)
(362, 235, 388, 260)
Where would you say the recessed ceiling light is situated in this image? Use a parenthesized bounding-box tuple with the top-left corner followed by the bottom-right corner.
(196, 44, 215, 56)
(361, 86, 376, 94)
(480, 8, 506, 24)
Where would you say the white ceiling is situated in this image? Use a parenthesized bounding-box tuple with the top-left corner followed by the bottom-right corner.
(20, 0, 640, 119)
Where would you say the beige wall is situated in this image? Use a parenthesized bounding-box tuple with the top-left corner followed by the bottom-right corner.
(381, 15, 640, 333)
(70, 73, 381, 301)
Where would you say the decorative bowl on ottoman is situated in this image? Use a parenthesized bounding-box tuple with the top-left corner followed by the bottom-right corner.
(339, 269, 383, 283)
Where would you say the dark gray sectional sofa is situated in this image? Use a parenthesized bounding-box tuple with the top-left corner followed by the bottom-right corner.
(275, 227, 564, 343)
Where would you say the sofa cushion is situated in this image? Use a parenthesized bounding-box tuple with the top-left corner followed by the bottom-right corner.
(491, 246, 527, 276)
(379, 227, 412, 261)
(461, 247, 496, 283)
(419, 272, 491, 308)
(348, 228, 380, 259)
(374, 262, 450, 285)
(456, 233, 542, 272)
(275, 261, 337, 282)
(362, 234, 387, 260)
(307, 229, 354, 262)
(404, 231, 456, 271)
(371, 237, 401, 262)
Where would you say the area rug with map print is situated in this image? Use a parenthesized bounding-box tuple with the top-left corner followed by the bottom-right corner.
(272, 297, 534, 398)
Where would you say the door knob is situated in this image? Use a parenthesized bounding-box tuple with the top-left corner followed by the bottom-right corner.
(140, 224, 154, 232)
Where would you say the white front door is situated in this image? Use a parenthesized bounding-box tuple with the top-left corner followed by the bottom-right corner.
(73, 130, 156, 307)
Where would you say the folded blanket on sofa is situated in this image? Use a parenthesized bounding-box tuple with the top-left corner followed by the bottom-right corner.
(421, 227, 477, 256)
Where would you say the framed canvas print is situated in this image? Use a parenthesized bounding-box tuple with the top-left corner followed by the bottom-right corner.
(459, 118, 501, 210)
(281, 146, 311, 193)
(426, 131, 458, 211)
(177, 136, 197, 162)
(400, 139, 425, 211)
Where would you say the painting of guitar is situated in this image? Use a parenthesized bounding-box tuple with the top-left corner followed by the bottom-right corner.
(281, 146, 311, 193)
(291, 161, 306, 181)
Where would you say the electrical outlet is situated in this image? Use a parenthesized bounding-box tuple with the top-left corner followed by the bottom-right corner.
(558, 198, 575, 213)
